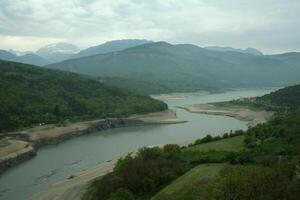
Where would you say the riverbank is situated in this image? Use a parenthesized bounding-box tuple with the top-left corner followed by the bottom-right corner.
(0, 109, 185, 174)
(178, 103, 273, 127)
(30, 141, 192, 200)
(0, 139, 37, 173)
(30, 159, 118, 200)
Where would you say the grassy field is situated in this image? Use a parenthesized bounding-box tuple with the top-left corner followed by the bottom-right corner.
(185, 135, 246, 152)
(152, 136, 246, 200)
(152, 163, 226, 200)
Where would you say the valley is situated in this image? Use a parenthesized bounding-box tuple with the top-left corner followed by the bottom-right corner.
(0, 88, 273, 200)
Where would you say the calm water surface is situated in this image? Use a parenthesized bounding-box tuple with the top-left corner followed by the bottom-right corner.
(0, 88, 276, 200)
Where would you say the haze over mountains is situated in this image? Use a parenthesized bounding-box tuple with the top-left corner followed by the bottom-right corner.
(0, 39, 150, 66)
(36, 42, 80, 63)
(1, 39, 300, 94)
(0, 50, 49, 66)
(72, 39, 150, 59)
(204, 46, 263, 56)
(47, 41, 300, 93)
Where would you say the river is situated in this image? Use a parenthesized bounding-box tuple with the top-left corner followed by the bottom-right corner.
(0, 88, 275, 200)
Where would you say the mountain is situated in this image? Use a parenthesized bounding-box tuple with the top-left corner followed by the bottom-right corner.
(102, 77, 172, 94)
(46, 42, 300, 93)
(36, 42, 80, 63)
(72, 39, 150, 59)
(256, 84, 300, 108)
(0, 50, 49, 66)
(205, 46, 263, 56)
(9, 49, 34, 56)
(0, 60, 167, 132)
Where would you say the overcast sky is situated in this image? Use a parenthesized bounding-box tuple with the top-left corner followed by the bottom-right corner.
(0, 0, 299, 54)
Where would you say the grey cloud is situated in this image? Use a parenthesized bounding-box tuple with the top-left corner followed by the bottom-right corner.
(0, 0, 299, 53)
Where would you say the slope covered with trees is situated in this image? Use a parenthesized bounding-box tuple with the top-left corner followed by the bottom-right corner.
(256, 84, 300, 108)
(0, 60, 167, 132)
(47, 42, 300, 93)
(83, 85, 300, 200)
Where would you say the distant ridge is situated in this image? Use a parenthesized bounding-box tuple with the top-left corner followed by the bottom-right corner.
(0, 50, 49, 66)
(36, 42, 80, 63)
(205, 46, 263, 56)
(47, 41, 300, 93)
(72, 39, 150, 59)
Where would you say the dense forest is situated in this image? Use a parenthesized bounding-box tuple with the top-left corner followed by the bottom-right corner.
(84, 85, 300, 200)
(0, 60, 167, 132)
(220, 84, 300, 111)
(256, 84, 300, 108)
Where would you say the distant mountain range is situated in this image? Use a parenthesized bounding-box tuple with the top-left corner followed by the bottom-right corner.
(0, 50, 49, 66)
(46, 41, 300, 93)
(36, 42, 80, 63)
(1, 39, 300, 94)
(72, 39, 150, 59)
(0, 39, 150, 66)
(204, 46, 263, 56)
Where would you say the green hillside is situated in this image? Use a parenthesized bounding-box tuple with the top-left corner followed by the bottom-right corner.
(47, 42, 300, 93)
(0, 60, 167, 132)
(83, 85, 300, 200)
(256, 84, 300, 108)
(223, 84, 300, 110)
(102, 77, 173, 94)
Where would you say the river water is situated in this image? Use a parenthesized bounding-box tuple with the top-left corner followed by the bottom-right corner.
(0, 88, 275, 200)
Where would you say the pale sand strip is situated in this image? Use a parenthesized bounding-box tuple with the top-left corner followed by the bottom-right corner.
(30, 141, 192, 200)
(30, 159, 118, 200)
(1, 109, 186, 165)
(178, 103, 273, 127)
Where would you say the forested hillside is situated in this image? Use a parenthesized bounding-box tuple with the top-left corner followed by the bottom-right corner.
(83, 85, 300, 200)
(256, 84, 300, 108)
(47, 42, 300, 93)
(0, 60, 167, 132)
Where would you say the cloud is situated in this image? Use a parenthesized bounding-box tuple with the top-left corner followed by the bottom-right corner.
(0, 0, 299, 53)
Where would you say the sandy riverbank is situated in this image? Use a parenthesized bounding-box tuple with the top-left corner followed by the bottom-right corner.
(178, 103, 273, 127)
(30, 159, 118, 200)
(0, 139, 37, 173)
(30, 141, 192, 200)
(0, 109, 185, 174)
(26, 109, 185, 143)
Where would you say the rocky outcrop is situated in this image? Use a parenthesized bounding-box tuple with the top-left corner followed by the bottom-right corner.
(0, 110, 184, 174)
(32, 118, 143, 147)
(0, 118, 142, 174)
(0, 142, 37, 174)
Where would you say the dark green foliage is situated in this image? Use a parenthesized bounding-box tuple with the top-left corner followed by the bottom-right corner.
(205, 164, 300, 200)
(225, 84, 300, 111)
(194, 130, 244, 145)
(84, 86, 300, 200)
(179, 150, 237, 164)
(257, 84, 300, 109)
(108, 188, 135, 200)
(231, 109, 300, 165)
(83, 147, 191, 200)
(0, 60, 167, 132)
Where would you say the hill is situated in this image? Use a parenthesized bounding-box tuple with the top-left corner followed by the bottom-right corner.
(47, 42, 300, 93)
(205, 46, 263, 56)
(224, 84, 300, 111)
(72, 39, 150, 59)
(0, 60, 167, 132)
(36, 42, 80, 63)
(256, 84, 300, 108)
(0, 50, 49, 66)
